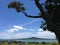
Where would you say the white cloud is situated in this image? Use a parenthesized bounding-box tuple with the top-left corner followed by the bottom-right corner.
(0, 32, 34, 39)
(34, 31, 56, 39)
(0, 30, 56, 39)
(13, 25, 24, 30)
(7, 25, 27, 33)
(7, 29, 18, 33)
(6, 25, 36, 33)
(38, 28, 44, 32)
(1, 25, 56, 39)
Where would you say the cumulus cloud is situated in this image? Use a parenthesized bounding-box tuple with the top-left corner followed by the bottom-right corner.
(6, 25, 36, 33)
(0, 30, 56, 39)
(34, 31, 56, 39)
(7, 25, 27, 33)
(1, 25, 56, 39)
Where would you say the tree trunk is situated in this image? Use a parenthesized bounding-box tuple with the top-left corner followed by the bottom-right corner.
(54, 30, 60, 43)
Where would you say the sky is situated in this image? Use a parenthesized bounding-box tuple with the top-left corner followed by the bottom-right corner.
(0, 0, 56, 39)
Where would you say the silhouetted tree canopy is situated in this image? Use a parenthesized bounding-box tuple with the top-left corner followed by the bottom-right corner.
(45, 0, 60, 23)
(8, 1, 25, 12)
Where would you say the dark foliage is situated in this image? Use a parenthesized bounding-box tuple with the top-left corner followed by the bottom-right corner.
(8, 1, 25, 12)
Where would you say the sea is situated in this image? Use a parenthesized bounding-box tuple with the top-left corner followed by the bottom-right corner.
(16, 39, 58, 43)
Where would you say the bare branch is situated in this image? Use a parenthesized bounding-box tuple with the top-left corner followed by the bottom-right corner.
(22, 12, 42, 18)
(34, 0, 47, 17)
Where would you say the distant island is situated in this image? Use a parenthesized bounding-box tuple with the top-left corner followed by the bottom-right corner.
(18, 37, 56, 40)
(0, 37, 56, 40)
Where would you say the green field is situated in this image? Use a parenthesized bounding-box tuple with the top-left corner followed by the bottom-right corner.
(0, 43, 60, 45)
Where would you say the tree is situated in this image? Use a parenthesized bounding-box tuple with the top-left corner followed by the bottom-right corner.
(8, 0, 60, 43)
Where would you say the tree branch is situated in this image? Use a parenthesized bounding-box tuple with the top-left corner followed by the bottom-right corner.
(22, 12, 42, 18)
(34, 0, 47, 18)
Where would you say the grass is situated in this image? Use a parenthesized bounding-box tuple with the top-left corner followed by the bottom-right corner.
(0, 43, 60, 45)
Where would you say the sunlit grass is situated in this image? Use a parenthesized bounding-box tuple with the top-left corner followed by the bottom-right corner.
(0, 43, 60, 45)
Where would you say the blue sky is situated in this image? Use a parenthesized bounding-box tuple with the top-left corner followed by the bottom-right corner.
(0, 0, 56, 39)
